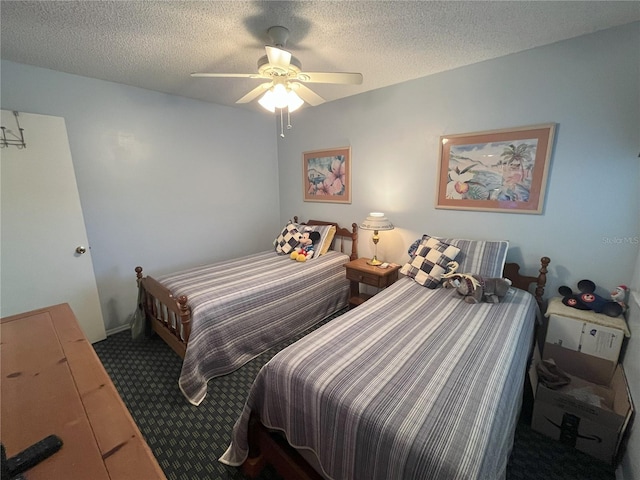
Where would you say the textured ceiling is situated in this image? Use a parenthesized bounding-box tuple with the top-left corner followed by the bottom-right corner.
(1, 1, 639, 112)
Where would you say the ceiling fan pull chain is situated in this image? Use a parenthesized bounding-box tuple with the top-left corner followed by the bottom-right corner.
(287, 109, 292, 130)
(280, 109, 285, 138)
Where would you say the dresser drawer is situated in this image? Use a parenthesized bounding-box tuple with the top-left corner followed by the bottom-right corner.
(345, 268, 383, 287)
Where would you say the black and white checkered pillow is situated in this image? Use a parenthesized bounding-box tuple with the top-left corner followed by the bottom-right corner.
(274, 222, 302, 254)
(400, 236, 460, 288)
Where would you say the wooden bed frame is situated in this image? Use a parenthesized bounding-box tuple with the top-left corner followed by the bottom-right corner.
(504, 256, 550, 311)
(135, 218, 359, 359)
(240, 256, 551, 480)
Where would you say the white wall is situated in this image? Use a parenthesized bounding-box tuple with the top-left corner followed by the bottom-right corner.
(1, 60, 280, 332)
(278, 22, 640, 301)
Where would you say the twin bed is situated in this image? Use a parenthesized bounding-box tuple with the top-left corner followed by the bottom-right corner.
(135, 218, 358, 405)
(136, 220, 549, 479)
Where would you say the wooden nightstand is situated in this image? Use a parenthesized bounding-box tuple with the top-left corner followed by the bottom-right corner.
(344, 257, 401, 309)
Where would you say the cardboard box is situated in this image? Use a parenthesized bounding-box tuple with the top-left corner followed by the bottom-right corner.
(546, 313, 624, 361)
(544, 313, 625, 384)
(530, 346, 634, 464)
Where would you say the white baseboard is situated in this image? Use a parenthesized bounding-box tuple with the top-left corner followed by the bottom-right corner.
(106, 323, 130, 336)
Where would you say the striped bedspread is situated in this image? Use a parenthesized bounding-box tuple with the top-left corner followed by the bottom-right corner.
(157, 250, 350, 405)
(220, 277, 538, 479)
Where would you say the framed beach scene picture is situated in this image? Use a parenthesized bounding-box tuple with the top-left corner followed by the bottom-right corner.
(436, 124, 556, 214)
(303, 147, 351, 203)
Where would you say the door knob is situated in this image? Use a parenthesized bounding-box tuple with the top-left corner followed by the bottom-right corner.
(75, 246, 87, 255)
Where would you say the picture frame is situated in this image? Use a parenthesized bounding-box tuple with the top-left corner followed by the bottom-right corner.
(303, 147, 352, 203)
(436, 124, 556, 214)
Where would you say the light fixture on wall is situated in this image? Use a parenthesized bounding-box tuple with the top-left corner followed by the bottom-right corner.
(360, 212, 394, 266)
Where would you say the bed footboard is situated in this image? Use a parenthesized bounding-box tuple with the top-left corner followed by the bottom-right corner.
(244, 414, 322, 480)
(135, 266, 191, 358)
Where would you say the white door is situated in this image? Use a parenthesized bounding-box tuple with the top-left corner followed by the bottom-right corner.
(0, 110, 106, 342)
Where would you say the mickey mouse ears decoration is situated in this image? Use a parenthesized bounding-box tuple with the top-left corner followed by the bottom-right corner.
(558, 279, 623, 317)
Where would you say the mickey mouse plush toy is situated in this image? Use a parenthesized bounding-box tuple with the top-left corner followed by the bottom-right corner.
(558, 279, 623, 317)
(290, 229, 321, 262)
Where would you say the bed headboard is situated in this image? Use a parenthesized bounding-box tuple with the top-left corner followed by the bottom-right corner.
(504, 256, 550, 310)
(294, 217, 358, 261)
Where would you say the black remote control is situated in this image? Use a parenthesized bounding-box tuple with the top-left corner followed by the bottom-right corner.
(2, 435, 63, 478)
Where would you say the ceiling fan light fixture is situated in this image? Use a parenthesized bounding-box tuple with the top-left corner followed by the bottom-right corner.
(258, 85, 304, 113)
(258, 89, 277, 112)
(286, 90, 304, 112)
(272, 83, 289, 109)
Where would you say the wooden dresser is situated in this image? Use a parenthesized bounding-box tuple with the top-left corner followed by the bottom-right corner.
(1, 303, 166, 479)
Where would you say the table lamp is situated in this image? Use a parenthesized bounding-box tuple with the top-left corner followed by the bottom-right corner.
(360, 212, 394, 266)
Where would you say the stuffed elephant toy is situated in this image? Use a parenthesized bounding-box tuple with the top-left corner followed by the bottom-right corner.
(446, 273, 512, 304)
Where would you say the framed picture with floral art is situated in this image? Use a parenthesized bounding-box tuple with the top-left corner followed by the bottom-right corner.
(303, 147, 352, 203)
(436, 124, 556, 214)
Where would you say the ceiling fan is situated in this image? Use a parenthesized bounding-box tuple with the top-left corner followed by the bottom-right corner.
(191, 26, 363, 113)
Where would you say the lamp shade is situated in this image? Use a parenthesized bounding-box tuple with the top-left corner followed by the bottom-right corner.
(360, 212, 394, 231)
(271, 84, 289, 109)
(258, 90, 276, 112)
(286, 90, 304, 112)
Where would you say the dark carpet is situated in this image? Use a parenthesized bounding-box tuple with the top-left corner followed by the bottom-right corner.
(93, 311, 616, 480)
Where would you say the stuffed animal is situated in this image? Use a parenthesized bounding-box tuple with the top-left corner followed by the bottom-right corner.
(611, 285, 629, 315)
(558, 280, 623, 317)
(290, 230, 321, 262)
(444, 272, 512, 304)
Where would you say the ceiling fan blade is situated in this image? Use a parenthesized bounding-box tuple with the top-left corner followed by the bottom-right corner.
(297, 72, 363, 85)
(191, 72, 263, 79)
(265, 46, 291, 70)
(236, 83, 272, 104)
(290, 83, 325, 106)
